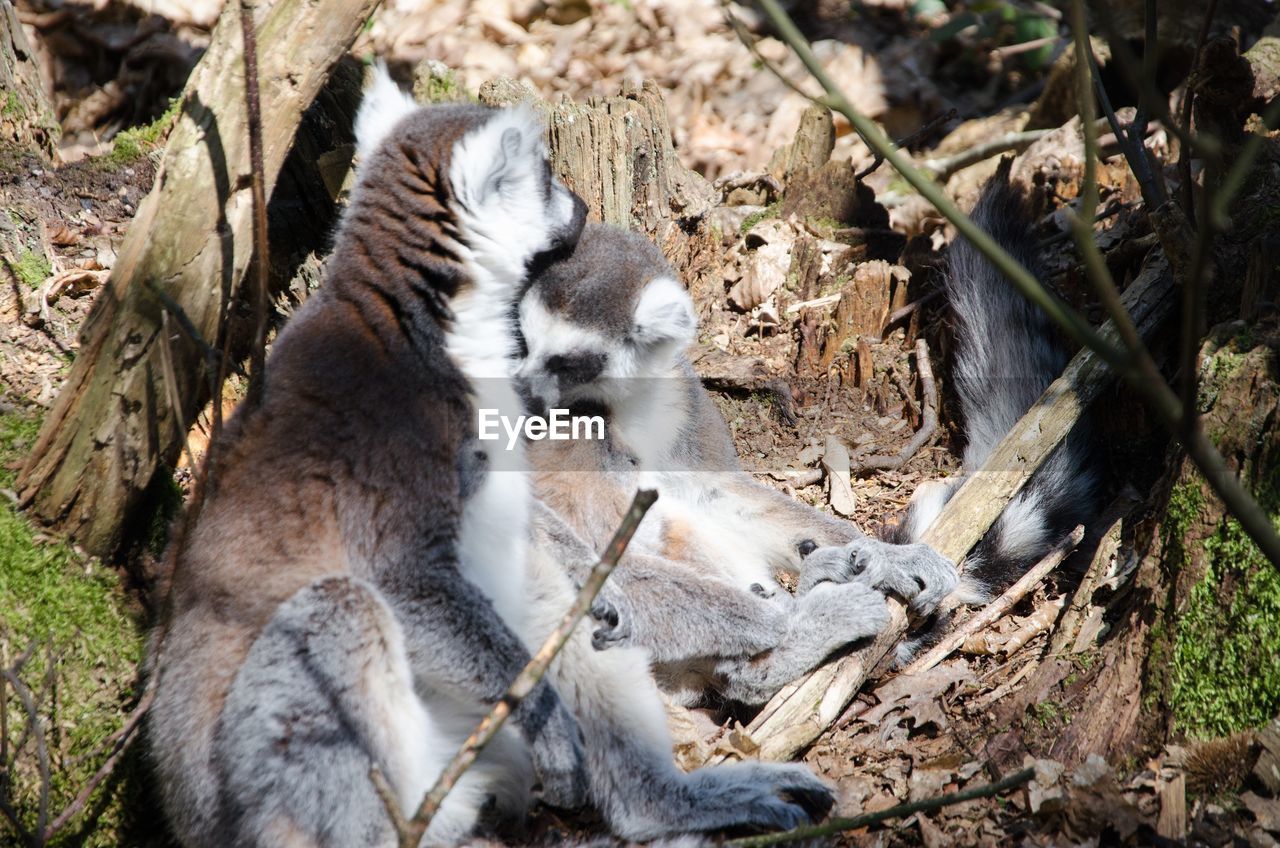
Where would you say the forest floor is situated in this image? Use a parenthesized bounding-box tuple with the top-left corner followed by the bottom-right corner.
(3, 1, 1280, 846)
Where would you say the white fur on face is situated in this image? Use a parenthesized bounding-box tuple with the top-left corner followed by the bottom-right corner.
(516, 294, 614, 408)
(353, 63, 419, 163)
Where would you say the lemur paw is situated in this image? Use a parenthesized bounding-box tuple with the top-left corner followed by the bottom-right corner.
(800, 580, 892, 642)
(589, 593, 631, 651)
(798, 537, 958, 615)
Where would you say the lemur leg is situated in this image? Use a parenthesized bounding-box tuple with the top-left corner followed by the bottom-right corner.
(522, 546, 835, 841)
(214, 576, 527, 848)
(797, 536, 959, 615)
(714, 581, 892, 705)
(532, 499, 790, 661)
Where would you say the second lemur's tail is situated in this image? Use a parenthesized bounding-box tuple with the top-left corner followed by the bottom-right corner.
(893, 160, 1098, 601)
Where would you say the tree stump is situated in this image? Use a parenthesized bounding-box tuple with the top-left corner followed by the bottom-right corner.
(16, 0, 377, 557)
(0, 1, 59, 158)
(479, 78, 720, 298)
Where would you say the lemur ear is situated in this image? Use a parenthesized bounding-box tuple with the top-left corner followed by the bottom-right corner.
(353, 63, 419, 162)
(452, 105, 544, 206)
(633, 276, 696, 351)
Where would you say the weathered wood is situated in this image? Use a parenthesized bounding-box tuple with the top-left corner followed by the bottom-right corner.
(0, 0, 59, 157)
(727, 254, 1175, 764)
(16, 0, 376, 556)
(768, 102, 833, 183)
(481, 78, 718, 292)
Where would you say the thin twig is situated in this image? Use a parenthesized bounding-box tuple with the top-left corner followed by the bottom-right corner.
(920, 128, 1051, 182)
(901, 525, 1084, 676)
(382, 489, 660, 846)
(726, 767, 1036, 847)
(240, 0, 270, 409)
(856, 109, 957, 181)
(854, 339, 937, 474)
(881, 289, 941, 335)
(42, 684, 154, 841)
(1177, 0, 1221, 225)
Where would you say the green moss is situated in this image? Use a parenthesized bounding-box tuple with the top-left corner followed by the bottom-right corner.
(3, 90, 22, 118)
(0, 405, 146, 845)
(413, 66, 474, 104)
(1029, 699, 1067, 728)
(1170, 495, 1280, 738)
(739, 202, 780, 235)
(100, 96, 180, 168)
(11, 248, 51, 289)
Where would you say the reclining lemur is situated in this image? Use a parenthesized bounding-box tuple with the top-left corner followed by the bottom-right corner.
(517, 223, 958, 706)
(148, 68, 836, 847)
(520, 163, 1097, 688)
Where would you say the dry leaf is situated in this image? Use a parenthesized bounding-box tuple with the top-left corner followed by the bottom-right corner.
(823, 435, 857, 517)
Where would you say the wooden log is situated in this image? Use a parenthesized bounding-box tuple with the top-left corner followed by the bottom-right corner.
(0, 0, 59, 158)
(16, 0, 377, 556)
(727, 254, 1175, 764)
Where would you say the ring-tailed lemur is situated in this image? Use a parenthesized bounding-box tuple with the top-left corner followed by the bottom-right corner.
(148, 68, 835, 846)
(517, 223, 958, 706)
(797, 161, 1099, 613)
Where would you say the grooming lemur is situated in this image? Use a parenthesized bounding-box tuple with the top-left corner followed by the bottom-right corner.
(148, 70, 833, 847)
(518, 223, 958, 706)
(798, 161, 1099, 607)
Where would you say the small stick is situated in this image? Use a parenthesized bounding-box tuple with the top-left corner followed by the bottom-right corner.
(726, 766, 1036, 847)
(240, 0, 271, 410)
(919, 128, 1051, 182)
(854, 339, 938, 474)
(42, 685, 155, 840)
(882, 290, 942, 335)
(901, 525, 1083, 676)
(384, 489, 659, 847)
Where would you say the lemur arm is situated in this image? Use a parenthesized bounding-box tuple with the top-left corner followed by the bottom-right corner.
(531, 499, 790, 662)
(712, 580, 890, 706)
(384, 560, 587, 807)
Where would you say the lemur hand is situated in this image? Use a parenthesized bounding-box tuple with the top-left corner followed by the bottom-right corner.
(798, 537, 958, 615)
(589, 590, 631, 651)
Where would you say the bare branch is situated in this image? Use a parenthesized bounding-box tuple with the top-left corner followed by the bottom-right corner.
(901, 526, 1083, 676)
(725, 766, 1036, 847)
(853, 339, 937, 475)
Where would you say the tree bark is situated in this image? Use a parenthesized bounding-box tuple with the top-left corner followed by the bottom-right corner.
(0, 0, 59, 158)
(479, 77, 721, 297)
(16, 0, 375, 557)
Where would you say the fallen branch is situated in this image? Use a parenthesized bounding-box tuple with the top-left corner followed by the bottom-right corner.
(920, 128, 1051, 182)
(378, 488, 659, 847)
(725, 766, 1036, 847)
(854, 338, 937, 475)
(726, 256, 1171, 764)
(901, 525, 1083, 676)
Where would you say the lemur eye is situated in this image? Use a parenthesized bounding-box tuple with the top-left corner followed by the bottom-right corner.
(545, 352, 606, 388)
(797, 539, 818, 558)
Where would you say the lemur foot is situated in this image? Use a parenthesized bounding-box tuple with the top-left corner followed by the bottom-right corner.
(798, 537, 958, 615)
(589, 592, 631, 651)
(692, 762, 834, 832)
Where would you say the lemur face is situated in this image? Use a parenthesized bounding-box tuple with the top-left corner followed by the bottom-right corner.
(516, 223, 696, 414)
